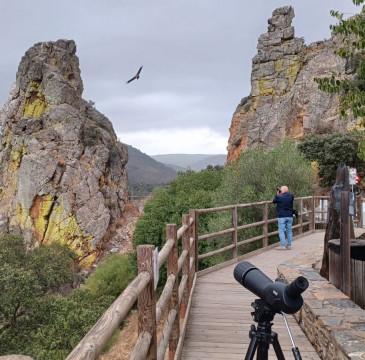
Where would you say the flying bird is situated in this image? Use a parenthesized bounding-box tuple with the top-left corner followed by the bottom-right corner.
(126, 66, 143, 84)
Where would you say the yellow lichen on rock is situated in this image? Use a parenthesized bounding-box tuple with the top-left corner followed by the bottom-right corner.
(23, 81, 49, 118)
(259, 78, 275, 96)
(78, 251, 99, 268)
(10, 145, 27, 170)
(286, 59, 300, 85)
(30, 194, 54, 243)
(275, 58, 284, 73)
(9, 202, 30, 229)
(42, 196, 96, 265)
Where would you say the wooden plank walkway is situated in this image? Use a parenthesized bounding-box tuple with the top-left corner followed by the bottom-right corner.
(180, 232, 325, 360)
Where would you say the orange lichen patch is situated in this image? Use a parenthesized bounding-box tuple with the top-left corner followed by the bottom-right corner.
(286, 116, 304, 139)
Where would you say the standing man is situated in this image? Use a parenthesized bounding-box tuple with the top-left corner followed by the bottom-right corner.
(273, 186, 294, 250)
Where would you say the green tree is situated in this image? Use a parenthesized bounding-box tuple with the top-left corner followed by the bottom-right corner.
(0, 235, 75, 355)
(132, 169, 223, 250)
(25, 290, 113, 359)
(298, 132, 365, 187)
(214, 138, 314, 206)
(132, 168, 223, 277)
(0, 234, 116, 359)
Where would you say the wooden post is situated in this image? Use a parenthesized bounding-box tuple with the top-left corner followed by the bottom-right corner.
(137, 245, 157, 360)
(356, 195, 362, 227)
(232, 206, 238, 259)
(298, 198, 303, 234)
(310, 196, 315, 232)
(263, 202, 268, 247)
(181, 214, 190, 318)
(189, 210, 197, 290)
(340, 191, 351, 297)
(192, 209, 199, 272)
(166, 224, 179, 360)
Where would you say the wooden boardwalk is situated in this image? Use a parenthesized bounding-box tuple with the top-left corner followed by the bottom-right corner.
(180, 232, 325, 360)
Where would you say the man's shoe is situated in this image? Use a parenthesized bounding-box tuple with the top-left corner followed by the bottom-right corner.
(275, 246, 286, 250)
(286, 246, 291, 250)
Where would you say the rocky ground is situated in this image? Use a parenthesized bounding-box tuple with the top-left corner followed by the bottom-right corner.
(103, 201, 143, 256)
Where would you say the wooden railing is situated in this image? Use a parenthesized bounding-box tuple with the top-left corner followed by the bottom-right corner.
(66, 211, 197, 360)
(67, 195, 362, 360)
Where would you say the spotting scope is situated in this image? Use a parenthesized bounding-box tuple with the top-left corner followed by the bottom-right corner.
(234, 261, 308, 314)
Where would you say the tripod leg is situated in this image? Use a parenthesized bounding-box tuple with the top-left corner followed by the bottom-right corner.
(291, 347, 302, 360)
(245, 325, 259, 360)
(271, 332, 286, 360)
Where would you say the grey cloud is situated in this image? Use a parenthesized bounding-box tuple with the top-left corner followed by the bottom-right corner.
(0, 0, 360, 153)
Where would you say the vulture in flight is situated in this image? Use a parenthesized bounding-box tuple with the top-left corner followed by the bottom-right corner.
(126, 66, 143, 84)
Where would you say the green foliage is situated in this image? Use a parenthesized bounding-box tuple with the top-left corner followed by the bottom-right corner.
(24, 290, 113, 359)
(0, 235, 75, 356)
(0, 234, 116, 359)
(82, 125, 101, 146)
(132, 169, 223, 251)
(214, 139, 314, 206)
(298, 132, 365, 187)
(83, 253, 134, 298)
(132, 168, 223, 279)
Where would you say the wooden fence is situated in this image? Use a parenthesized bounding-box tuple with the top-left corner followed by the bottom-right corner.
(66, 195, 350, 360)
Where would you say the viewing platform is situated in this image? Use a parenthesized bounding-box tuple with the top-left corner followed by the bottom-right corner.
(68, 196, 365, 360)
(180, 230, 365, 360)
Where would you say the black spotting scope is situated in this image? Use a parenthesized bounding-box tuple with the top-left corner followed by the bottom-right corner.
(234, 261, 309, 314)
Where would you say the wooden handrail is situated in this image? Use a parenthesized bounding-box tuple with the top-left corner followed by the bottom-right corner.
(68, 195, 362, 359)
(66, 272, 150, 359)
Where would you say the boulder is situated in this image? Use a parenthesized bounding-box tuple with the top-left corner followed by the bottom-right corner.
(0, 39, 129, 266)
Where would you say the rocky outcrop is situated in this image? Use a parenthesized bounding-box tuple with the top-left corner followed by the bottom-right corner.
(227, 6, 357, 162)
(0, 39, 129, 267)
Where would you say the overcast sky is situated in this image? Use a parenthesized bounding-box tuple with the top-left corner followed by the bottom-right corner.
(0, 1, 360, 155)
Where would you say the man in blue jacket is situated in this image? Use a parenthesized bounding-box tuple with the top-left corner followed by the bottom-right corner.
(273, 185, 294, 250)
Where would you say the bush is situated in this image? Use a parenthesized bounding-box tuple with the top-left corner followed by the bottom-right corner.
(297, 131, 365, 188)
(83, 253, 134, 298)
(132, 169, 223, 251)
(0, 235, 75, 356)
(0, 234, 117, 359)
(215, 138, 314, 206)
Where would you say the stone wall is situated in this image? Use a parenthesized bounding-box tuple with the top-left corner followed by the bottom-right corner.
(278, 249, 365, 360)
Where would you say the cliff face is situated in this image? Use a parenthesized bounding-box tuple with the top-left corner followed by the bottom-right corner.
(0, 39, 129, 266)
(227, 6, 357, 162)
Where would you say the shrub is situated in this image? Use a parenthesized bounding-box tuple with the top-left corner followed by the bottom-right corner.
(83, 253, 134, 298)
(297, 131, 365, 188)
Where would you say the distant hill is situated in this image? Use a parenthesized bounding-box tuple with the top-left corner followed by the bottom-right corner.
(151, 154, 226, 171)
(126, 145, 177, 185)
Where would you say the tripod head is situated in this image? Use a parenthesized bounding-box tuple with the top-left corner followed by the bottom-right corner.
(250, 299, 277, 324)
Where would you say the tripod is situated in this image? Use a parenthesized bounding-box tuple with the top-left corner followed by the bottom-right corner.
(244, 299, 302, 360)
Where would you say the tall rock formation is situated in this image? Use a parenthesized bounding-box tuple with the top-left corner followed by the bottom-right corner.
(0, 39, 129, 266)
(227, 6, 357, 162)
